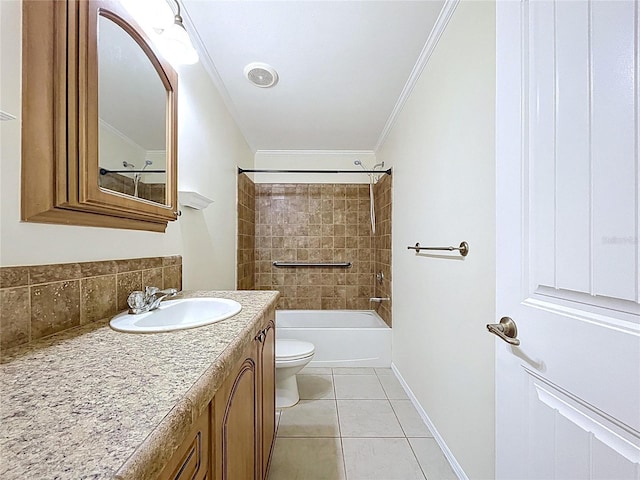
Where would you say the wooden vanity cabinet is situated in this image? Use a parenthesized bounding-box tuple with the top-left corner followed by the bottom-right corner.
(158, 405, 210, 480)
(212, 315, 276, 480)
(257, 319, 276, 479)
(212, 345, 258, 479)
(158, 313, 276, 480)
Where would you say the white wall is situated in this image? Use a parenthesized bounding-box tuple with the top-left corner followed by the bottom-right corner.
(253, 150, 377, 184)
(0, 0, 252, 291)
(377, 1, 496, 478)
(99, 119, 147, 173)
(177, 62, 254, 290)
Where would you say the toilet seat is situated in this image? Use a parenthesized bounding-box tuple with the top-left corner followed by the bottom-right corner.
(276, 339, 315, 362)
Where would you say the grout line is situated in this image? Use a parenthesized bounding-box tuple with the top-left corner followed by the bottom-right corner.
(274, 410, 280, 432)
(391, 364, 468, 480)
(333, 368, 342, 437)
(332, 369, 348, 479)
(277, 368, 440, 479)
(388, 396, 410, 439)
(79, 278, 86, 325)
(406, 437, 429, 480)
(28, 281, 33, 344)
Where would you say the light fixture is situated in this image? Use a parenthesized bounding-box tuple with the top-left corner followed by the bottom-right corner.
(158, 0, 199, 65)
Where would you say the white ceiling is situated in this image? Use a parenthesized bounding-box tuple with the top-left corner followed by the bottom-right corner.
(181, 1, 446, 152)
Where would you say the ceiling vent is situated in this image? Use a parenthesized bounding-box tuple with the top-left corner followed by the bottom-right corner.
(244, 62, 279, 88)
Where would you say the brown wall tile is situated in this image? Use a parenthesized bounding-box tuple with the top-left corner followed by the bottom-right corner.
(162, 255, 182, 266)
(78, 261, 117, 277)
(237, 173, 256, 290)
(31, 281, 81, 340)
(142, 268, 164, 289)
(80, 276, 117, 324)
(1, 256, 181, 349)
(99, 172, 126, 193)
(235, 177, 390, 319)
(1, 287, 31, 349)
(98, 173, 164, 202)
(372, 174, 392, 327)
(29, 263, 81, 285)
(0, 267, 29, 289)
(254, 183, 376, 312)
(163, 266, 182, 290)
(117, 271, 142, 312)
(115, 257, 163, 273)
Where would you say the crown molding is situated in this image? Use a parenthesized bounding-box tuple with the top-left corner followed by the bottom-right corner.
(255, 149, 376, 157)
(0, 110, 16, 121)
(98, 118, 146, 152)
(179, 1, 458, 155)
(374, 0, 460, 153)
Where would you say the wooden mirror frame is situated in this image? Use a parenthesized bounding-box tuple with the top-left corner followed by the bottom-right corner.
(21, 0, 178, 232)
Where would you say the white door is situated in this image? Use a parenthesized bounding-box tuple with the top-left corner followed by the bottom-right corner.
(495, 0, 640, 478)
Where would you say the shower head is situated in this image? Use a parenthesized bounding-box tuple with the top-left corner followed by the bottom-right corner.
(354, 160, 367, 171)
(122, 161, 136, 169)
(372, 161, 385, 170)
(144, 160, 153, 166)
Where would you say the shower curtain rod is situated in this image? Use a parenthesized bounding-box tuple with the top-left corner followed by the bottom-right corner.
(238, 167, 392, 176)
(99, 168, 166, 175)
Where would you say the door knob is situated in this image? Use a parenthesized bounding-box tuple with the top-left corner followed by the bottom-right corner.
(486, 317, 520, 346)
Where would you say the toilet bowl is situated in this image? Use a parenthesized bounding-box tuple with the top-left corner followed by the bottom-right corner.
(275, 339, 315, 408)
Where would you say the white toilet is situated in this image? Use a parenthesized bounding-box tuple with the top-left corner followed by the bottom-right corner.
(275, 339, 315, 408)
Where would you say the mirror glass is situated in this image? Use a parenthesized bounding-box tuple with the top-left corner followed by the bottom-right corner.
(97, 14, 168, 205)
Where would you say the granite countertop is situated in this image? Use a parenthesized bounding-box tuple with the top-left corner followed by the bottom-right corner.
(0, 290, 279, 480)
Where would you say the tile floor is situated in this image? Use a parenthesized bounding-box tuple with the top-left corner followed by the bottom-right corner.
(267, 367, 458, 480)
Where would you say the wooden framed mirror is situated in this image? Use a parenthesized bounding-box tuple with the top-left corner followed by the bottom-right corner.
(22, 0, 178, 232)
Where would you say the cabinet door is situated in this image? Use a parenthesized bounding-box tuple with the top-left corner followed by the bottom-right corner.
(159, 405, 210, 480)
(21, 0, 179, 232)
(258, 319, 276, 479)
(213, 349, 258, 480)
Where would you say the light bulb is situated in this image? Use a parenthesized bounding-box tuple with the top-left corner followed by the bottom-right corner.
(121, 0, 173, 32)
(158, 18, 199, 65)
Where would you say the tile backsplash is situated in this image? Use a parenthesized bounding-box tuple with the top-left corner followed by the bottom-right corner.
(0, 256, 182, 351)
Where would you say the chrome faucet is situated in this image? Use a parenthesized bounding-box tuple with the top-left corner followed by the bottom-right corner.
(127, 286, 178, 314)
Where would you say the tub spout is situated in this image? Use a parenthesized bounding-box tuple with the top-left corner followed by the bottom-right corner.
(369, 297, 390, 303)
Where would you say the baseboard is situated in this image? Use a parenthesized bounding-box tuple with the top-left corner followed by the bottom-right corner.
(391, 363, 469, 480)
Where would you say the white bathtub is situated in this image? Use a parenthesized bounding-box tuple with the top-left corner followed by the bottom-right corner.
(276, 310, 391, 368)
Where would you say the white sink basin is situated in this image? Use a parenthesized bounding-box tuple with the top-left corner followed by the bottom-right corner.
(109, 297, 242, 333)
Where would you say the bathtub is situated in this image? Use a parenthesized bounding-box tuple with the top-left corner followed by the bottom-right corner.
(276, 310, 391, 368)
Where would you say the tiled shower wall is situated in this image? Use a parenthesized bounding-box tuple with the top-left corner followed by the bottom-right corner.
(254, 183, 375, 310)
(237, 173, 256, 290)
(99, 173, 166, 204)
(373, 174, 392, 326)
(0, 256, 182, 351)
(236, 174, 392, 324)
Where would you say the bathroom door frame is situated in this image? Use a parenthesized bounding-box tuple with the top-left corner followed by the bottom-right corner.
(495, 0, 640, 478)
